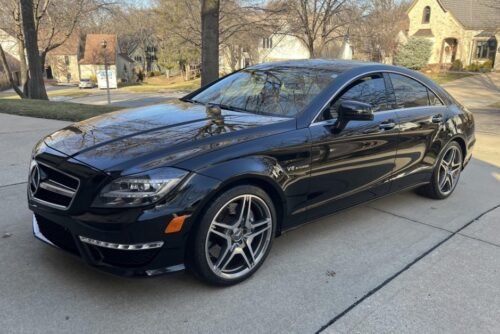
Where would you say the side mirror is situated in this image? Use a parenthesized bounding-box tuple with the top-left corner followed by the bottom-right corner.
(338, 100, 374, 122)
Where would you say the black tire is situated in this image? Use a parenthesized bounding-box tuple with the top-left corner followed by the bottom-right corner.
(188, 185, 276, 286)
(417, 141, 463, 199)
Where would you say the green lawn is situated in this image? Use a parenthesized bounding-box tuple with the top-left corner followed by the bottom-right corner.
(0, 99, 120, 122)
(48, 88, 92, 98)
(423, 72, 474, 84)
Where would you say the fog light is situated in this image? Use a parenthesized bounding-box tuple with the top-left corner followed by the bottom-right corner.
(78, 236, 164, 250)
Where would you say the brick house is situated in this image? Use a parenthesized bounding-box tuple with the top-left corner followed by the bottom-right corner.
(407, 0, 500, 70)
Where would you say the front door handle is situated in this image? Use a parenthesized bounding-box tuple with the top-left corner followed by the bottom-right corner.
(379, 119, 396, 130)
(432, 114, 443, 123)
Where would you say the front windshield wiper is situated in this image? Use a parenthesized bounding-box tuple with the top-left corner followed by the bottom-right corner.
(180, 97, 204, 105)
(181, 98, 246, 113)
(216, 103, 249, 113)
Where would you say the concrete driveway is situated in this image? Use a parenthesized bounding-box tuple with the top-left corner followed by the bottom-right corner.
(0, 107, 499, 333)
(442, 72, 500, 109)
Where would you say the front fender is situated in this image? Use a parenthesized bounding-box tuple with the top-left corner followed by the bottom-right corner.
(196, 155, 289, 209)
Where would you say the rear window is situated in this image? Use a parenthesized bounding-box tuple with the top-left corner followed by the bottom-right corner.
(389, 74, 443, 108)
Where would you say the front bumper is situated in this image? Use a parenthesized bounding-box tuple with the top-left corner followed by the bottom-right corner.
(27, 149, 222, 277)
(32, 212, 186, 277)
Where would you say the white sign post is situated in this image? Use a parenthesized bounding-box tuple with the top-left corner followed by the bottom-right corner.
(97, 70, 117, 89)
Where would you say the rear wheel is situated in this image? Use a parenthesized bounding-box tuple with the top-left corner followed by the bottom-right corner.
(417, 141, 463, 199)
(189, 185, 276, 286)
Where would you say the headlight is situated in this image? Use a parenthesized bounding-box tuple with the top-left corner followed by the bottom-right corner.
(92, 168, 188, 208)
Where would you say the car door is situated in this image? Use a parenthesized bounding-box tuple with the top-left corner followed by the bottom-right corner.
(306, 73, 400, 221)
(386, 73, 447, 191)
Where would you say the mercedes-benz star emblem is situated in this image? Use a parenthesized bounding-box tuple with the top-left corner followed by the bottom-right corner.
(29, 163, 41, 196)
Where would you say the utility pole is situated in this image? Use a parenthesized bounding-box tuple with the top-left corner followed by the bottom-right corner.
(101, 40, 111, 104)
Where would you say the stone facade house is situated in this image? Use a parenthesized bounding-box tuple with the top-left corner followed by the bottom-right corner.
(407, 0, 500, 70)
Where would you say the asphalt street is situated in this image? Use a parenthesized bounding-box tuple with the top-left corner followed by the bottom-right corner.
(51, 89, 185, 108)
(0, 105, 499, 333)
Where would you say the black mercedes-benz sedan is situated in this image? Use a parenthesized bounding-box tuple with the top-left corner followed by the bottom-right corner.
(28, 60, 475, 285)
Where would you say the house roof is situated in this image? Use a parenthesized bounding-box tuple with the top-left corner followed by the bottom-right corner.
(440, 0, 500, 30)
(118, 53, 135, 63)
(0, 50, 20, 73)
(474, 30, 497, 38)
(0, 28, 17, 38)
(80, 34, 118, 65)
(47, 33, 80, 56)
(413, 28, 434, 37)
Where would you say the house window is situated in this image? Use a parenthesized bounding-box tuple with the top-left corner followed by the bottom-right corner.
(64, 56, 70, 65)
(146, 46, 157, 54)
(422, 6, 431, 24)
(475, 39, 497, 59)
(262, 37, 273, 49)
(134, 56, 143, 62)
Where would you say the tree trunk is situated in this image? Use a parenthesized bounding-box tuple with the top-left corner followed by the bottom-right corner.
(0, 45, 25, 98)
(20, 0, 48, 100)
(18, 41, 29, 96)
(308, 44, 315, 58)
(201, 0, 220, 86)
(13, 2, 29, 95)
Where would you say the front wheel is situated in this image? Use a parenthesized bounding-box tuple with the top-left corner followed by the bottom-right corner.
(417, 141, 463, 199)
(189, 185, 276, 286)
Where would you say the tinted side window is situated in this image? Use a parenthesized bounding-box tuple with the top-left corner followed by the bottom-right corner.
(389, 74, 430, 108)
(325, 74, 388, 120)
(428, 90, 443, 106)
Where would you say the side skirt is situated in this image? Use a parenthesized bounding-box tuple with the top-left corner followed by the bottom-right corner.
(279, 181, 430, 235)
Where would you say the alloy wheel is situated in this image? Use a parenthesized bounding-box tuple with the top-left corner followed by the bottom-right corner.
(205, 194, 273, 279)
(437, 145, 462, 196)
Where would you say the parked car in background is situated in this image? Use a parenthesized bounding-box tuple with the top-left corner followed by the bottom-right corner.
(79, 79, 96, 89)
(28, 60, 475, 286)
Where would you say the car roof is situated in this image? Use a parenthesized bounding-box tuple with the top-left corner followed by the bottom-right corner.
(247, 59, 379, 72)
(248, 59, 449, 100)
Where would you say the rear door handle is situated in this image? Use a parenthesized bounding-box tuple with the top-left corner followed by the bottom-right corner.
(379, 119, 396, 130)
(432, 114, 443, 123)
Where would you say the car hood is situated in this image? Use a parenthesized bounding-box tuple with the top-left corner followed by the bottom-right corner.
(43, 100, 293, 172)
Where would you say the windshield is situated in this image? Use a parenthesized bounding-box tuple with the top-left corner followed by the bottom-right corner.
(190, 67, 339, 117)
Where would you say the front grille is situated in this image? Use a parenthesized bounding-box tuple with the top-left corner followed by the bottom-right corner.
(88, 246, 160, 268)
(30, 162, 80, 210)
(35, 214, 79, 254)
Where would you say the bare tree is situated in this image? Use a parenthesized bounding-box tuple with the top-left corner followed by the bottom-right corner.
(1, 0, 114, 98)
(155, 0, 286, 84)
(0, 0, 29, 96)
(21, 0, 48, 99)
(352, 0, 409, 63)
(286, 0, 354, 58)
